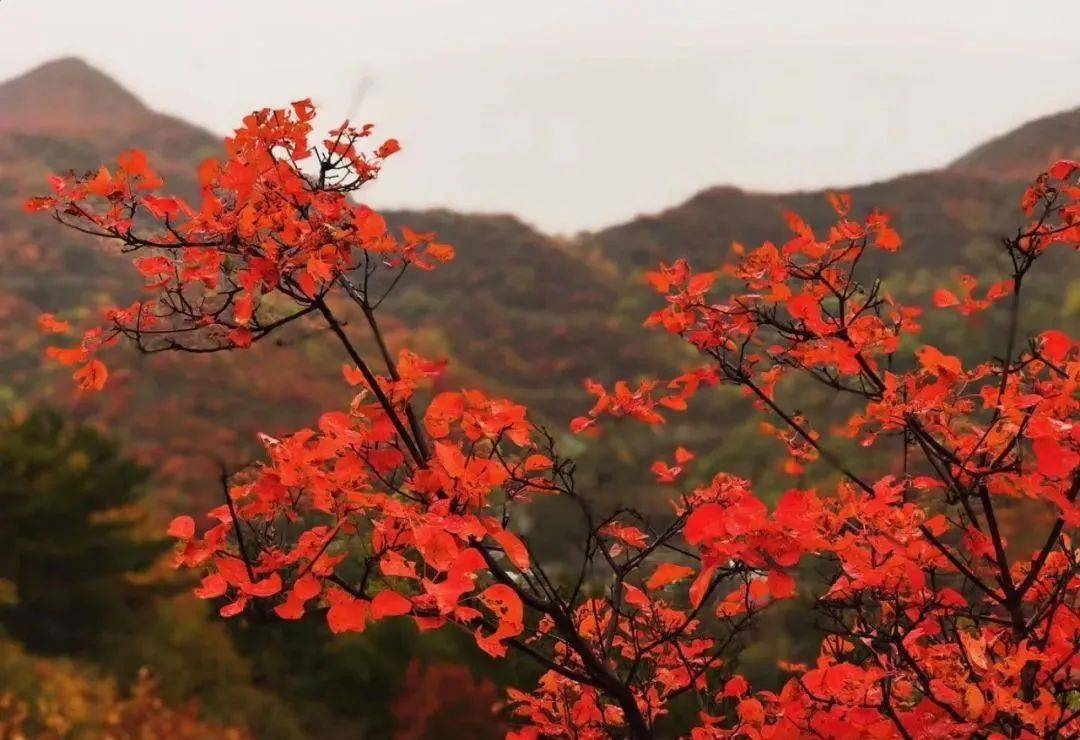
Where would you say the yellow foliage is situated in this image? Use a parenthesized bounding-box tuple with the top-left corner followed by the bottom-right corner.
(0, 641, 247, 739)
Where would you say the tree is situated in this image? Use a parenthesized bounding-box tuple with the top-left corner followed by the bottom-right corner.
(0, 407, 166, 654)
(28, 101, 1078, 738)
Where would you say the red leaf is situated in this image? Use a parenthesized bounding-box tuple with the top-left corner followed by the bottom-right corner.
(274, 597, 306, 621)
(684, 503, 726, 545)
(193, 573, 227, 599)
(646, 563, 695, 590)
(688, 565, 716, 607)
(827, 192, 852, 217)
(874, 225, 902, 251)
(167, 515, 196, 539)
(491, 529, 530, 571)
(674, 446, 695, 465)
(723, 675, 749, 698)
(474, 584, 524, 658)
(766, 570, 796, 599)
(293, 574, 322, 600)
(74, 359, 108, 392)
(1049, 159, 1078, 180)
(376, 139, 401, 158)
(37, 313, 70, 335)
(933, 289, 960, 308)
(370, 590, 412, 619)
(242, 572, 282, 597)
(1040, 330, 1073, 363)
(327, 598, 368, 634)
(1033, 437, 1079, 479)
(219, 596, 248, 618)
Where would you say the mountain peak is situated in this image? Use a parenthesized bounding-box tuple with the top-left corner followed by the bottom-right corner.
(0, 57, 149, 135)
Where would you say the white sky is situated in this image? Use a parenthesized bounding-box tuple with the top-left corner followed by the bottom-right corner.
(3, 1, 1080, 233)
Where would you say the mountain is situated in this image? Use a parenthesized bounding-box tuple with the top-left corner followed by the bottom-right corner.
(0, 58, 1077, 517)
(0, 57, 147, 135)
(948, 105, 1080, 181)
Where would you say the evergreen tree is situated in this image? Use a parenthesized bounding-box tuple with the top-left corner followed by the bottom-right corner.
(0, 408, 166, 653)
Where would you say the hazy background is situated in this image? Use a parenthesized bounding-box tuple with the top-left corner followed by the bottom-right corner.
(4, 0, 1080, 233)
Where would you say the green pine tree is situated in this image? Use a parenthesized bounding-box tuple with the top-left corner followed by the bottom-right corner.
(0, 408, 167, 654)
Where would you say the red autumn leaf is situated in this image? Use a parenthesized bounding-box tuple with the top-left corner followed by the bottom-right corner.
(37, 313, 70, 334)
(916, 345, 962, 377)
(1040, 330, 1073, 363)
(874, 224, 902, 251)
(1032, 437, 1079, 479)
(274, 597, 306, 621)
(722, 675, 749, 698)
(1049, 159, 1078, 180)
(118, 149, 150, 178)
(370, 590, 413, 619)
(74, 359, 108, 391)
(651, 460, 683, 484)
(193, 573, 228, 600)
(379, 551, 418, 580)
(491, 529, 530, 570)
(933, 288, 960, 308)
(197, 157, 220, 187)
(766, 570, 796, 600)
(142, 195, 183, 219)
(341, 364, 366, 387)
(167, 515, 195, 539)
(242, 572, 282, 597)
(688, 565, 716, 608)
(376, 138, 401, 158)
(736, 697, 765, 725)
(827, 191, 852, 217)
(327, 598, 368, 634)
(227, 327, 253, 348)
(684, 503, 726, 545)
(219, 596, 249, 618)
(293, 574, 322, 600)
(645, 563, 695, 590)
(474, 584, 524, 658)
(414, 525, 460, 572)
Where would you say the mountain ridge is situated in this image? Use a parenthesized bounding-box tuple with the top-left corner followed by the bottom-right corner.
(948, 104, 1080, 181)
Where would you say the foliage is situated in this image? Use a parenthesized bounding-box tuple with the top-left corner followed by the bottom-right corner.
(390, 659, 505, 739)
(0, 407, 166, 654)
(0, 408, 316, 737)
(0, 638, 246, 739)
(29, 100, 1080, 738)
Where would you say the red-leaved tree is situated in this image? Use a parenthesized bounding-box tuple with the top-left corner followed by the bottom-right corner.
(28, 101, 1079, 738)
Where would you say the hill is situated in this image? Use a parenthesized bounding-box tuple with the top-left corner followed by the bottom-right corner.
(948, 104, 1080, 181)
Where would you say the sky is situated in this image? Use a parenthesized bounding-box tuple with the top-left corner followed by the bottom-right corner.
(3, 1, 1080, 234)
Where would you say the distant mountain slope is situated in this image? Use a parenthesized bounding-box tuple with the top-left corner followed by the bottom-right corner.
(948, 105, 1080, 181)
(588, 172, 1025, 273)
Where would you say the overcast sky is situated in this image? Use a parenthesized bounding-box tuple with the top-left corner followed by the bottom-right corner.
(3, 1, 1080, 233)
